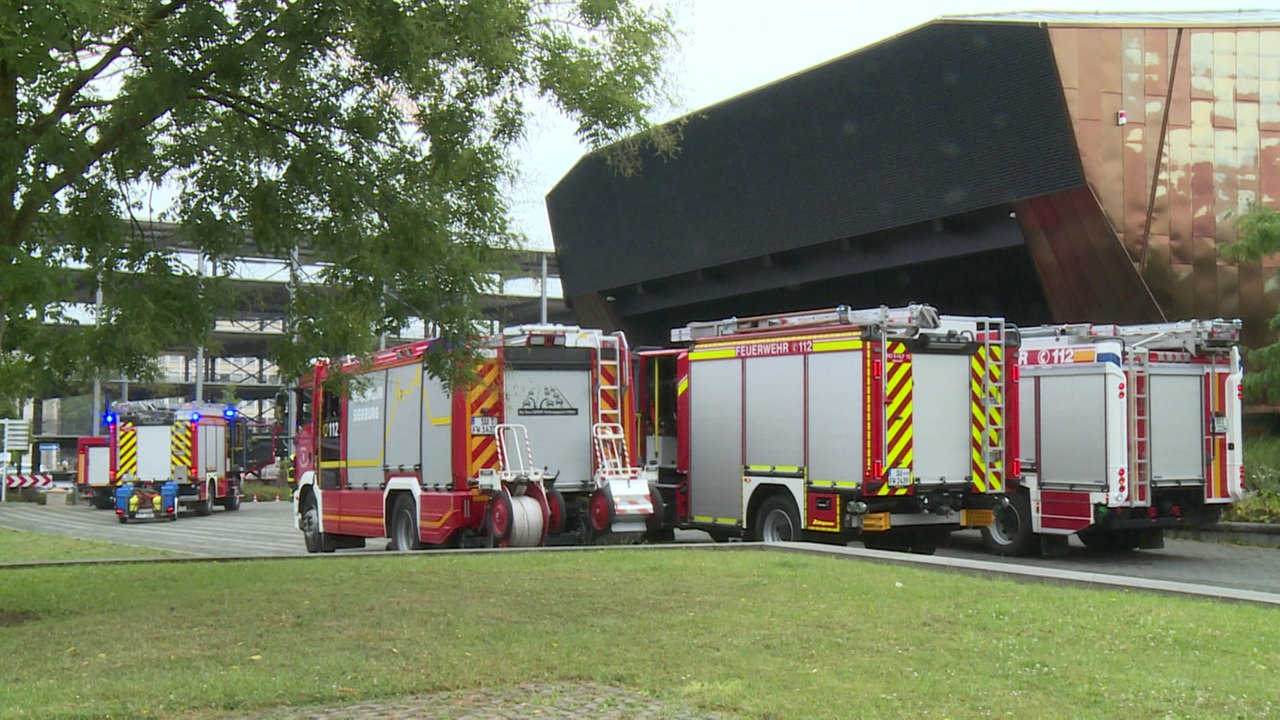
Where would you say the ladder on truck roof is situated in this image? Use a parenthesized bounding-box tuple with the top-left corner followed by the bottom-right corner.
(1020, 319, 1241, 353)
(672, 303, 942, 341)
(594, 332, 627, 428)
(1127, 349, 1152, 504)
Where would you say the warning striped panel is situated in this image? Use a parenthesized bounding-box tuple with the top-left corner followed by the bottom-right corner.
(117, 423, 138, 477)
(600, 363, 618, 417)
(171, 421, 193, 474)
(468, 361, 500, 477)
(878, 341, 912, 497)
(970, 346, 1004, 493)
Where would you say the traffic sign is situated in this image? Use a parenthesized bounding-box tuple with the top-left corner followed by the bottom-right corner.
(2, 419, 29, 453)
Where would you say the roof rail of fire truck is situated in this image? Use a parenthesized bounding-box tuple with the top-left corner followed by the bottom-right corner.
(1019, 318, 1241, 353)
(672, 303, 941, 342)
(501, 323, 627, 350)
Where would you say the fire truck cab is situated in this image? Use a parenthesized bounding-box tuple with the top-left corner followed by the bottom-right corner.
(290, 324, 656, 553)
(635, 304, 1017, 554)
(988, 319, 1244, 556)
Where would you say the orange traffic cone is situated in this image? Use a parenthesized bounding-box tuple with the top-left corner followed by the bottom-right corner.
(274, 494, 280, 502)
(253, 494, 259, 502)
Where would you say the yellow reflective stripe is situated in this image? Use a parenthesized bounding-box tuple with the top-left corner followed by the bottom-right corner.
(716, 517, 738, 525)
(689, 348, 736, 361)
(692, 515, 715, 523)
(677, 375, 689, 396)
(744, 465, 802, 473)
(812, 339, 863, 352)
(695, 332, 861, 349)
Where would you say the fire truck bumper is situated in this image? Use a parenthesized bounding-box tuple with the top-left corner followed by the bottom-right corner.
(851, 511, 962, 532)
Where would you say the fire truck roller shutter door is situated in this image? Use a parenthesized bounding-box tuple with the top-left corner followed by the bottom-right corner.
(502, 350, 593, 492)
(134, 426, 172, 483)
(421, 368, 452, 486)
(910, 353, 971, 487)
(384, 363, 424, 474)
(346, 369, 389, 490)
(1148, 373, 1206, 486)
(806, 350, 864, 493)
(1037, 371, 1108, 488)
(688, 358, 743, 526)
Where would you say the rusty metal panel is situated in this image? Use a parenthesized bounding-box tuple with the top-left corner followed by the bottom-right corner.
(1143, 236, 1173, 312)
(1145, 28, 1171, 97)
(1190, 31, 1215, 99)
(1100, 28, 1124, 93)
(1262, 137, 1280, 206)
(1123, 29, 1145, 113)
(1240, 259, 1266, 347)
(1052, 27, 1081, 91)
(1017, 187, 1163, 324)
(1237, 30, 1260, 101)
(1100, 92, 1127, 235)
(1262, 32, 1280, 130)
(1072, 28, 1103, 121)
(1219, 263, 1242, 320)
(1192, 235, 1219, 317)
(1122, 125, 1150, 252)
(1213, 32, 1238, 128)
(1238, 102, 1261, 201)
(1167, 126, 1194, 266)
(1170, 263, 1197, 321)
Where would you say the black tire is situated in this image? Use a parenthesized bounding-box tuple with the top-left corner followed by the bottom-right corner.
(300, 492, 327, 553)
(753, 494, 801, 542)
(118, 515, 127, 524)
(194, 484, 213, 517)
(544, 487, 566, 536)
(223, 489, 241, 512)
(981, 490, 1035, 556)
(389, 495, 422, 551)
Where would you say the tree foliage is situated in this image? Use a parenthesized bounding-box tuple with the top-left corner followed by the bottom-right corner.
(1223, 201, 1280, 402)
(0, 0, 676, 399)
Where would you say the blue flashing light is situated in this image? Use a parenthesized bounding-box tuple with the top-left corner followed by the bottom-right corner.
(102, 411, 117, 426)
(190, 411, 201, 423)
(223, 407, 238, 420)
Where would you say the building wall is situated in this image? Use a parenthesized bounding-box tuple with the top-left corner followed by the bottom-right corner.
(1050, 24, 1280, 345)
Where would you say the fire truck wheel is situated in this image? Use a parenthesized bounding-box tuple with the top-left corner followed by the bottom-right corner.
(389, 495, 423, 551)
(194, 487, 213, 517)
(544, 487, 566, 536)
(754, 494, 800, 542)
(300, 493, 328, 553)
(118, 515, 127, 524)
(223, 491, 241, 512)
(488, 490, 514, 546)
(588, 487, 614, 535)
(981, 490, 1034, 556)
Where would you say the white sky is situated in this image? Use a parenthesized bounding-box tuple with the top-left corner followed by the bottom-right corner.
(508, 0, 1262, 251)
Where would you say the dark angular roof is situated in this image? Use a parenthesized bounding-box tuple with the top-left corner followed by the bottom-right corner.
(547, 21, 1084, 298)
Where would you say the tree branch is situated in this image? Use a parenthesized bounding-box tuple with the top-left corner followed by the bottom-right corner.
(25, 0, 190, 148)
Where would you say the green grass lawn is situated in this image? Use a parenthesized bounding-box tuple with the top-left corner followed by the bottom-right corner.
(0, 549, 1276, 719)
(0, 526, 181, 563)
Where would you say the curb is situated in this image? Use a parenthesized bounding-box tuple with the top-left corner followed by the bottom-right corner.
(1171, 521, 1280, 548)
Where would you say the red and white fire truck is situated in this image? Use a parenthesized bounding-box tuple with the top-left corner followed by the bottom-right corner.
(77, 402, 243, 516)
(985, 319, 1244, 555)
(633, 304, 1017, 554)
(290, 324, 656, 553)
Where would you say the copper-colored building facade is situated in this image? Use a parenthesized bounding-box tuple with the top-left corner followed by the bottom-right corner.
(1016, 15, 1280, 346)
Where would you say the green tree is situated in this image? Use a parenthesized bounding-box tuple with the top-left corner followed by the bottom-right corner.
(0, 0, 677, 399)
(1223, 201, 1280, 402)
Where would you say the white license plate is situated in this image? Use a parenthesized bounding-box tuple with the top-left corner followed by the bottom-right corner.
(1211, 416, 1228, 434)
(887, 468, 912, 487)
(471, 416, 497, 435)
(136, 511, 154, 519)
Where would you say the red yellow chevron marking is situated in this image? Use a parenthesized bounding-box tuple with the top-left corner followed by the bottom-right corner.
(600, 363, 619, 417)
(1206, 367, 1229, 501)
(970, 345, 1004, 493)
(878, 341, 912, 497)
(467, 361, 501, 477)
(171, 421, 193, 473)
(117, 422, 138, 477)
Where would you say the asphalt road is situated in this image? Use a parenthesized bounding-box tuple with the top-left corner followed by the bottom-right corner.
(3, 499, 1279, 598)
